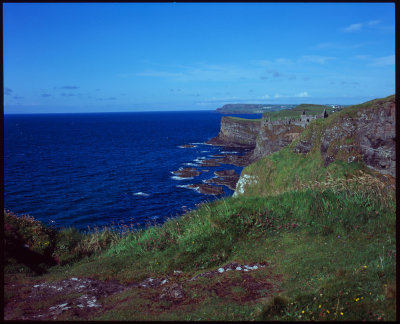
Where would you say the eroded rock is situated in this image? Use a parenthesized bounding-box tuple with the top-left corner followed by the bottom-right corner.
(188, 184, 224, 195)
(172, 168, 201, 178)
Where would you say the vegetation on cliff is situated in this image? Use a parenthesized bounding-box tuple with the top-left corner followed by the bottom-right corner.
(4, 95, 396, 321)
(262, 103, 334, 121)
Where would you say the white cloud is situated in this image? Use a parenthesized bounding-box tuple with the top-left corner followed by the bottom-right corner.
(353, 54, 394, 67)
(252, 58, 293, 67)
(341, 20, 381, 32)
(260, 94, 270, 99)
(129, 63, 260, 82)
(271, 92, 310, 99)
(369, 55, 395, 67)
(313, 42, 374, 50)
(353, 55, 370, 60)
(300, 55, 335, 64)
(134, 71, 185, 78)
(367, 20, 381, 26)
(297, 91, 310, 98)
(342, 23, 363, 32)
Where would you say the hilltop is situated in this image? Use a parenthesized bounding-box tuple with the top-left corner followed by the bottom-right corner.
(216, 103, 297, 114)
(4, 95, 396, 321)
(262, 103, 335, 121)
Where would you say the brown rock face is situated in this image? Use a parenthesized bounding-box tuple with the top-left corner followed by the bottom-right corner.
(207, 117, 260, 148)
(204, 170, 240, 190)
(172, 168, 201, 178)
(252, 124, 304, 160)
(294, 97, 396, 177)
(188, 184, 224, 195)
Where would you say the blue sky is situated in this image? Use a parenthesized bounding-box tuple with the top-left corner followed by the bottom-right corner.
(3, 3, 395, 113)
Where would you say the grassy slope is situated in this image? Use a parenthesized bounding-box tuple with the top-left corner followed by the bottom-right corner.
(226, 116, 261, 122)
(262, 103, 334, 121)
(4, 95, 396, 321)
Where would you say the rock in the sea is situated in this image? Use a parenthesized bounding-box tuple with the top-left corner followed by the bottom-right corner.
(179, 144, 196, 148)
(214, 169, 238, 177)
(172, 168, 201, 178)
(188, 184, 224, 195)
(205, 169, 240, 190)
(198, 159, 223, 167)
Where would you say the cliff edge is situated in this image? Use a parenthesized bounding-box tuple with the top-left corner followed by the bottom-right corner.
(234, 94, 396, 197)
(206, 116, 260, 148)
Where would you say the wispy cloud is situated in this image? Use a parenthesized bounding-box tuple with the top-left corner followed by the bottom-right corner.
(61, 86, 80, 90)
(297, 91, 310, 98)
(353, 54, 394, 67)
(367, 20, 381, 26)
(271, 92, 310, 99)
(4, 88, 13, 95)
(368, 55, 395, 67)
(313, 41, 374, 50)
(353, 55, 370, 60)
(134, 71, 185, 78)
(341, 20, 381, 32)
(61, 93, 75, 97)
(42, 93, 51, 97)
(342, 23, 363, 32)
(97, 97, 117, 101)
(300, 55, 335, 64)
(131, 63, 260, 82)
(252, 58, 293, 67)
(13, 96, 24, 99)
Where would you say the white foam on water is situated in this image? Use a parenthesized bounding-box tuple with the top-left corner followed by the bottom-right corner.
(133, 192, 150, 197)
(177, 185, 200, 193)
(178, 145, 197, 148)
(176, 184, 191, 188)
(184, 163, 199, 167)
(190, 142, 213, 146)
(201, 150, 210, 153)
(221, 151, 239, 154)
(171, 176, 194, 181)
(193, 156, 207, 163)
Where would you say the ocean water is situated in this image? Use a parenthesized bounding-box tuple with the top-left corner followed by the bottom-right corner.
(4, 111, 261, 231)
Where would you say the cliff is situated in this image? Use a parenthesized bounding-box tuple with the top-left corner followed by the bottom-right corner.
(252, 121, 304, 160)
(5, 95, 396, 321)
(234, 94, 396, 197)
(207, 116, 260, 148)
(209, 105, 333, 161)
(293, 95, 396, 177)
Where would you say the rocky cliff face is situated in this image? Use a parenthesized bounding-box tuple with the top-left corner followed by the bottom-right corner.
(209, 96, 396, 179)
(293, 96, 396, 177)
(207, 117, 260, 148)
(252, 123, 304, 160)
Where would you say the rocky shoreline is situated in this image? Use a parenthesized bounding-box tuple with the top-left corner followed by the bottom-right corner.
(172, 146, 250, 195)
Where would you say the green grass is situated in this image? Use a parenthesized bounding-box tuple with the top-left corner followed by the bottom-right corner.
(227, 116, 261, 123)
(262, 103, 333, 121)
(4, 180, 395, 320)
(4, 94, 396, 320)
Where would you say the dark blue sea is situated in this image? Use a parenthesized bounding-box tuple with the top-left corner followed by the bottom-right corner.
(4, 111, 261, 231)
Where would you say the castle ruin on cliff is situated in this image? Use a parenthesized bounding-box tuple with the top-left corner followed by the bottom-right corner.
(262, 109, 329, 129)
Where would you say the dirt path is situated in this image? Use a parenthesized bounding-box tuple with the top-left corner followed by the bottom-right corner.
(4, 261, 282, 320)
